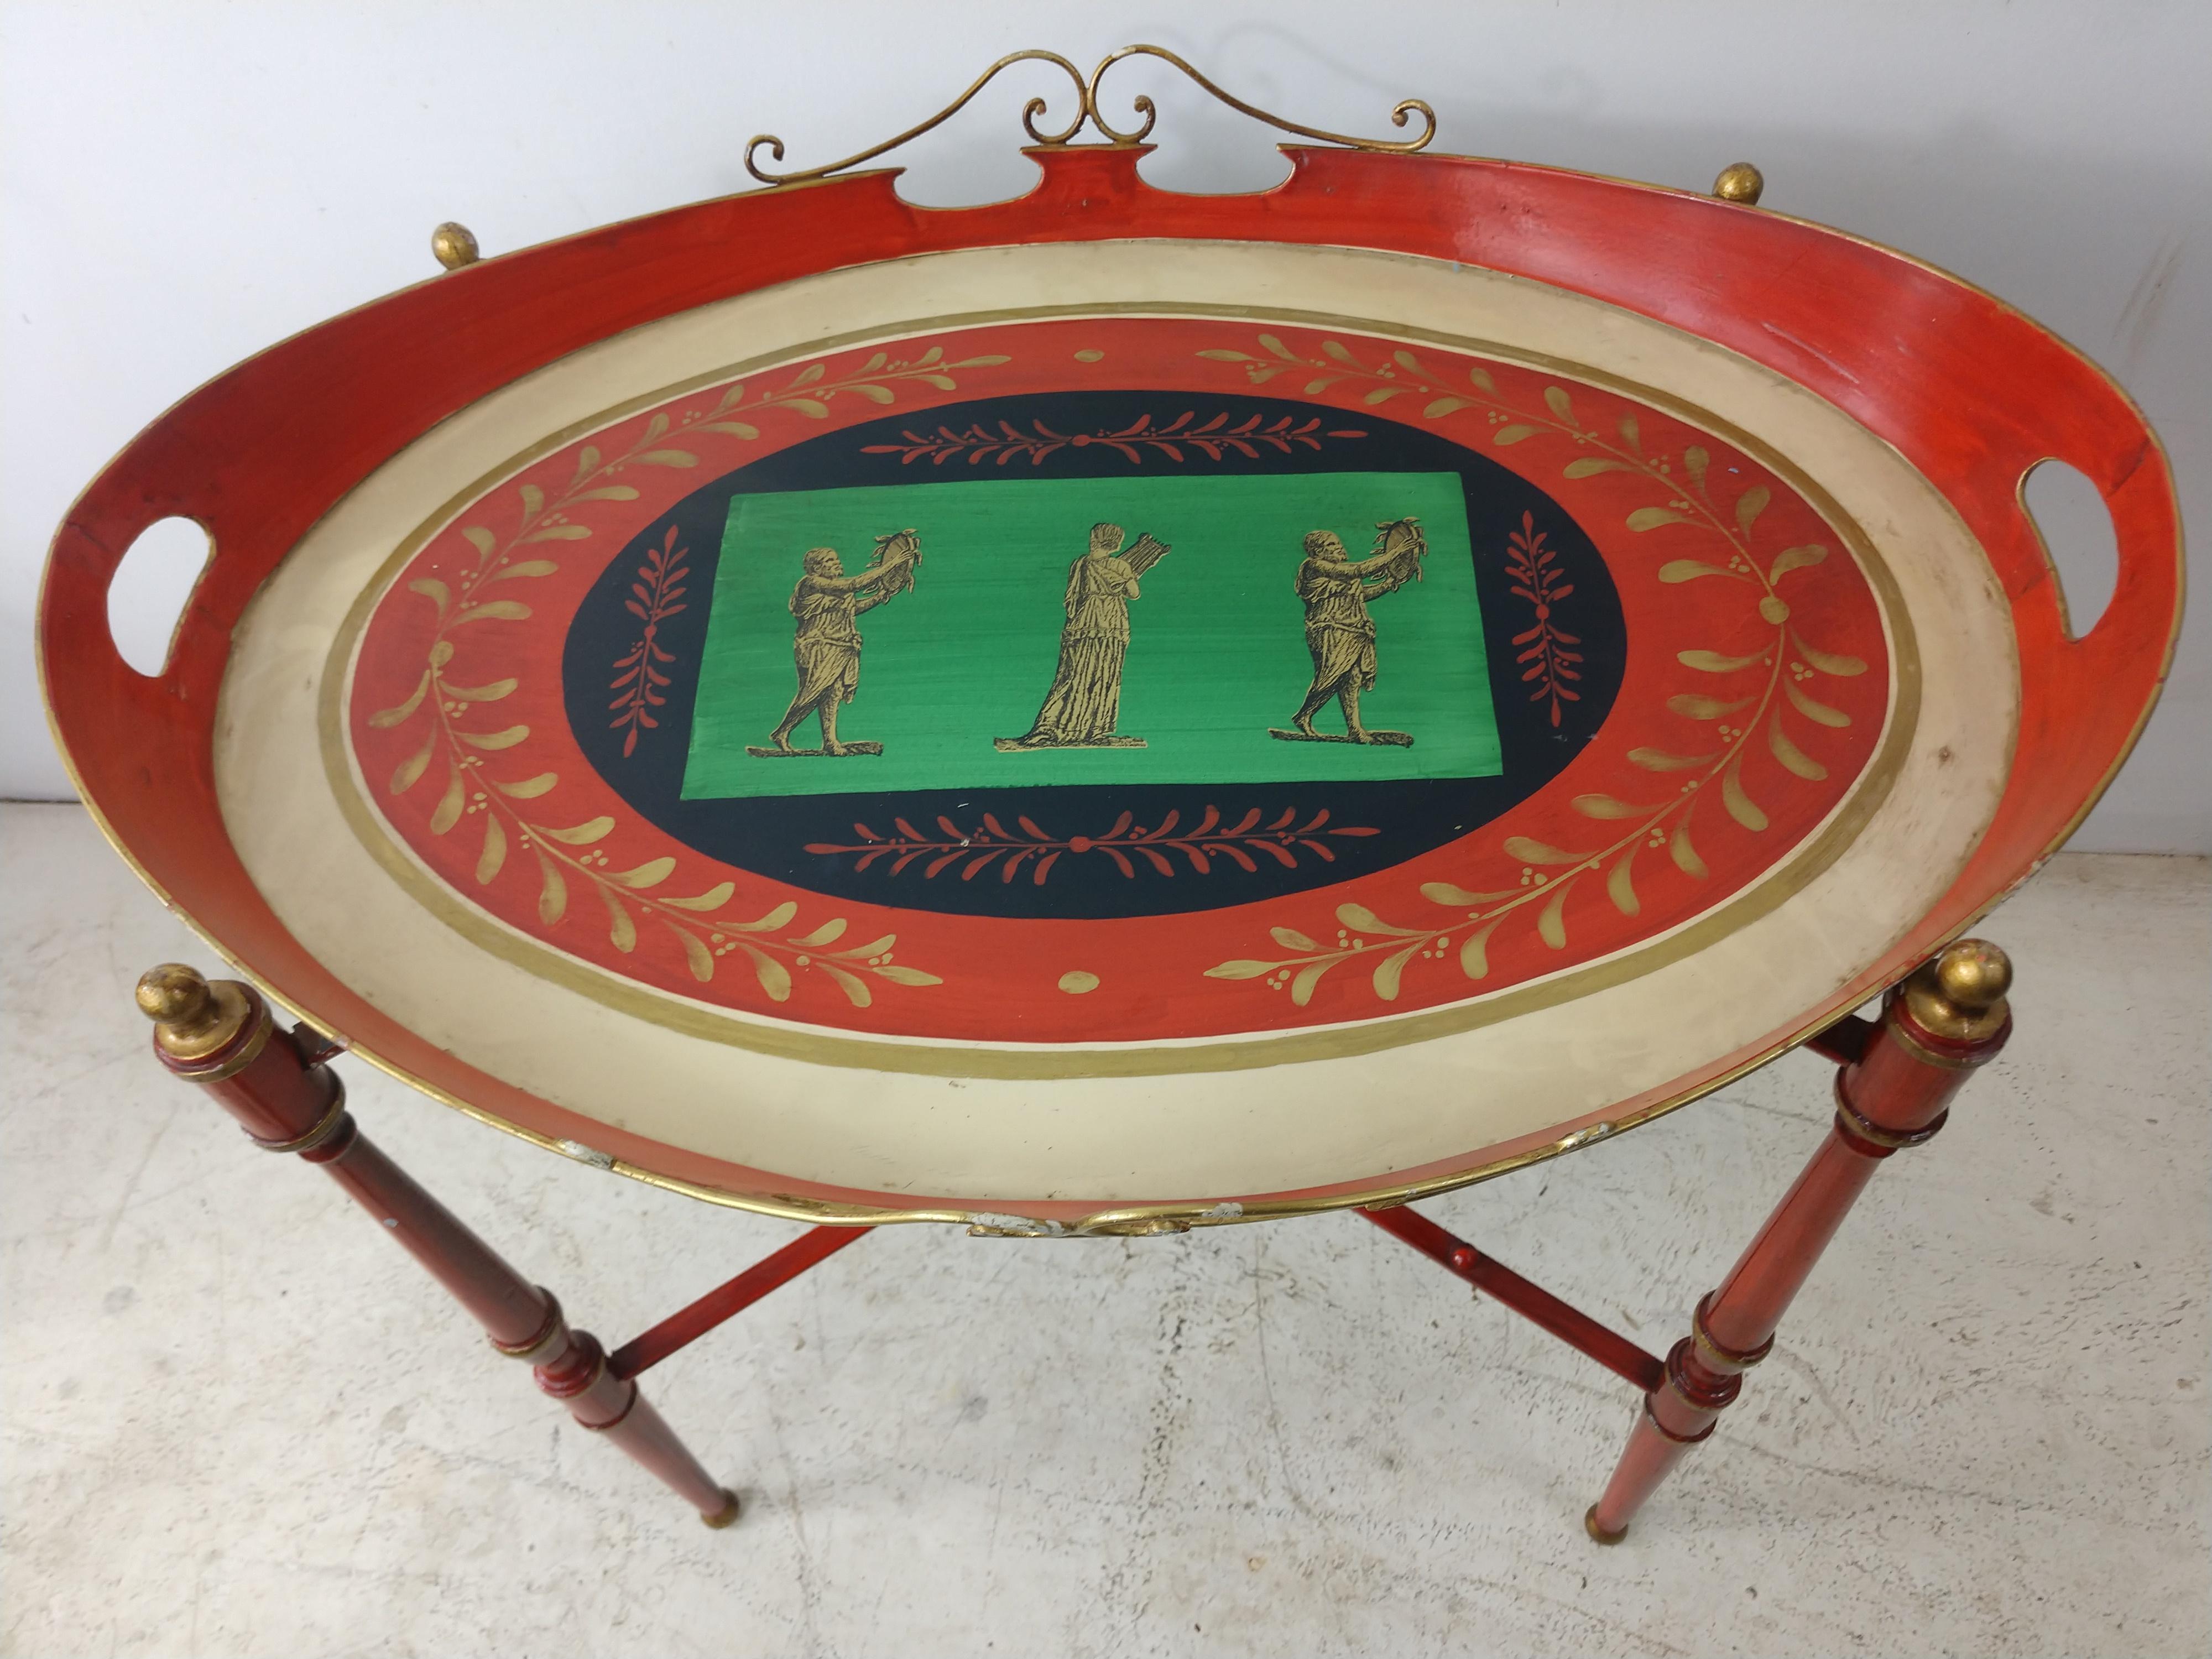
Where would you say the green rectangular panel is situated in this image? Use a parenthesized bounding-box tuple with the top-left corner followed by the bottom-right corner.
(682, 472, 1498, 799)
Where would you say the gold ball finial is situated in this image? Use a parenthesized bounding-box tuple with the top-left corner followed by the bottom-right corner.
(431, 221, 481, 272)
(1900, 938, 2013, 1043)
(1712, 162, 1764, 205)
(137, 963, 212, 1026)
(135, 963, 258, 1062)
(1934, 939, 2012, 1011)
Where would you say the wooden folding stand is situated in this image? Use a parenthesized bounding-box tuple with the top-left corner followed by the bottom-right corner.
(137, 937, 2009, 1538)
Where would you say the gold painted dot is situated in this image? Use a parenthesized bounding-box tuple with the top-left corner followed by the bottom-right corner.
(1073, 349, 1104, 363)
(1759, 596, 1791, 624)
(1057, 971, 1100, 994)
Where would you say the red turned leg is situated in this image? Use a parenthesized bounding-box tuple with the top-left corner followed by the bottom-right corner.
(1585, 940, 2014, 1543)
(133, 963, 741, 1528)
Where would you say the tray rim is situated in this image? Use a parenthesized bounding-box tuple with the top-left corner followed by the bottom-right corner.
(38, 144, 2184, 1233)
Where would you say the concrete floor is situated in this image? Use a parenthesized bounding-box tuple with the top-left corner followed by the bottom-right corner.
(2, 800, 2205, 1657)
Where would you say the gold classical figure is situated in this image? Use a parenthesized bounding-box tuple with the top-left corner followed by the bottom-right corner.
(1271, 518, 1428, 747)
(997, 522, 1170, 750)
(750, 530, 921, 758)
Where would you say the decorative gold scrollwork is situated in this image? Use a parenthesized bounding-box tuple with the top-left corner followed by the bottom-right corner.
(743, 43, 1436, 186)
(1085, 44, 1436, 155)
(744, 49, 1088, 186)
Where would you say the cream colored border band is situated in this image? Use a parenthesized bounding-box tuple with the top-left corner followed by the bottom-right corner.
(214, 240, 2013, 1207)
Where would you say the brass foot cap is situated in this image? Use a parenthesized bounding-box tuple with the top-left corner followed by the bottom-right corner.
(1584, 1504, 1628, 1545)
(701, 1489, 742, 1530)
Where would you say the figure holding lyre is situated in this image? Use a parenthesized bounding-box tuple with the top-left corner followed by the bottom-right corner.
(751, 529, 922, 758)
(1272, 517, 1428, 747)
(997, 521, 1170, 751)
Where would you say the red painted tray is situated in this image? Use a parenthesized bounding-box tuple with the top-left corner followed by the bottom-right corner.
(39, 53, 2180, 1234)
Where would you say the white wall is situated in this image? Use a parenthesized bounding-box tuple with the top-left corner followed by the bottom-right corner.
(3, 0, 2204, 848)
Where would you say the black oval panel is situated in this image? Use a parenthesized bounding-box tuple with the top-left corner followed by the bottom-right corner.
(562, 390, 1624, 919)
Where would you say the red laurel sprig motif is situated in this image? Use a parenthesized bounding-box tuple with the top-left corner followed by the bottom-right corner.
(1505, 512, 1582, 727)
(861, 411, 1364, 466)
(806, 806, 1378, 884)
(609, 526, 689, 757)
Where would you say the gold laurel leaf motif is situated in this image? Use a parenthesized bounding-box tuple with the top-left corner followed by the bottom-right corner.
(1503, 836, 1584, 865)
(1203, 959, 1274, 981)
(670, 924, 716, 983)
(453, 601, 533, 625)
(534, 853, 567, 924)
(1769, 723, 1829, 781)
(534, 816, 615, 846)
(1420, 881, 1519, 906)
(820, 963, 873, 1009)
(661, 881, 735, 912)
(429, 765, 466, 834)
(1670, 821, 1709, 879)
(1677, 649, 1765, 674)
(1785, 678, 1852, 727)
(1792, 631, 1867, 676)
(1458, 920, 1501, 979)
(1536, 879, 1577, 949)
(874, 966, 942, 987)
(370, 671, 431, 728)
(1572, 794, 1657, 820)
(476, 816, 507, 885)
(1605, 847, 1641, 916)
(1627, 747, 1715, 771)
(1335, 902, 1428, 937)
(600, 886, 638, 953)
(1371, 941, 1422, 1001)
(1721, 756, 1769, 832)
(1735, 485, 1771, 533)
(389, 732, 435, 795)
(1768, 544, 1828, 582)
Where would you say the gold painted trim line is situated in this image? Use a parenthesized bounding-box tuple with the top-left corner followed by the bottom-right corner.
(1833, 1072, 1949, 1149)
(180, 999, 274, 1082)
(1641, 1394, 1714, 1447)
(491, 1291, 569, 1363)
(1691, 1293, 1772, 1372)
(248, 1078, 350, 1155)
(577, 1383, 639, 1434)
(1882, 1014, 2002, 1073)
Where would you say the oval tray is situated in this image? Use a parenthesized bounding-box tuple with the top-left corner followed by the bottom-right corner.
(39, 109, 2180, 1234)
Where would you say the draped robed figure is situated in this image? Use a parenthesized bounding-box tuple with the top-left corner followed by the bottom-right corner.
(1280, 518, 1428, 746)
(756, 529, 921, 757)
(1000, 522, 1168, 750)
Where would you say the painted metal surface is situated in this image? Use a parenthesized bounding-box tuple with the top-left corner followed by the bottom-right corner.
(39, 142, 2180, 1225)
